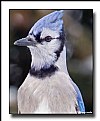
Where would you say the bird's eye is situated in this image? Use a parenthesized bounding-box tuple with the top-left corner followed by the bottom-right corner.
(44, 36, 52, 42)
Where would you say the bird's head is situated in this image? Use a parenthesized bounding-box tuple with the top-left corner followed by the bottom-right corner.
(14, 10, 65, 70)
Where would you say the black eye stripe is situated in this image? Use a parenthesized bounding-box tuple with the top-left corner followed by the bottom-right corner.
(33, 32, 41, 43)
(33, 32, 60, 43)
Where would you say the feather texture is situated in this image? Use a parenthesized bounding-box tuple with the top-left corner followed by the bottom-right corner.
(18, 71, 78, 114)
(29, 10, 64, 36)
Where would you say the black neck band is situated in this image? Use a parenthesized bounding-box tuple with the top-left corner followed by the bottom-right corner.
(29, 65, 58, 79)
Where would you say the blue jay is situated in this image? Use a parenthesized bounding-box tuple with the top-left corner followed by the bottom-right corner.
(14, 10, 85, 114)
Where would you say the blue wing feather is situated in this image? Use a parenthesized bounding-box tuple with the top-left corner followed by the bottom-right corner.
(71, 80, 85, 113)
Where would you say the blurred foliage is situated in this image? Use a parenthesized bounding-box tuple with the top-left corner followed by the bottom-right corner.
(9, 10, 93, 114)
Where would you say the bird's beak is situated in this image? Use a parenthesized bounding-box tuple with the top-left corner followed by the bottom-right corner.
(14, 37, 37, 47)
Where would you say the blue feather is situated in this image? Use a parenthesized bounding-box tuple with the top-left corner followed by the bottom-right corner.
(71, 80, 85, 113)
(29, 10, 64, 36)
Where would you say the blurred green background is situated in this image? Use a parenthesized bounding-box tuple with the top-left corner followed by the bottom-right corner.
(9, 10, 93, 114)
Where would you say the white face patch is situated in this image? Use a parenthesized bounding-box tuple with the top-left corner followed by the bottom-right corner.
(28, 28, 62, 70)
(39, 28, 61, 54)
(28, 42, 59, 70)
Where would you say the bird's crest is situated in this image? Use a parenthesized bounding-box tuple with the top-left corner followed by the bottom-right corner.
(29, 10, 64, 36)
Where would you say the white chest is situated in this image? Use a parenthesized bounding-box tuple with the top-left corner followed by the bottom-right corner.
(18, 71, 77, 114)
(34, 98, 51, 114)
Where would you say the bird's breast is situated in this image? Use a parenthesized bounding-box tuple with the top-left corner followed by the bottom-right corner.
(18, 71, 78, 114)
(34, 98, 51, 114)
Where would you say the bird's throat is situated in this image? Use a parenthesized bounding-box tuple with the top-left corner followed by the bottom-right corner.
(29, 45, 69, 78)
